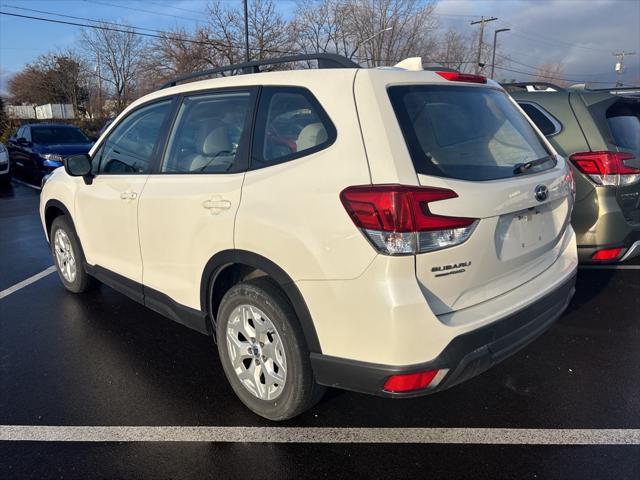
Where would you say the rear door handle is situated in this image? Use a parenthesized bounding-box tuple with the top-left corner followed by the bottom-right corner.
(203, 199, 232, 213)
(120, 191, 137, 200)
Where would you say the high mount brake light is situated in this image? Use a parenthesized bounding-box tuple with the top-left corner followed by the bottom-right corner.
(436, 71, 487, 84)
(340, 185, 477, 255)
(569, 151, 640, 187)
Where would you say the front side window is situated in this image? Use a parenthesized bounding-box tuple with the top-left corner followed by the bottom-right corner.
(94, 100, 172, 174)
(32, 126, 89, 145)
(252, 87, 336, 169)
(162, 90, 253, 173)
(389, 85, 554, 181)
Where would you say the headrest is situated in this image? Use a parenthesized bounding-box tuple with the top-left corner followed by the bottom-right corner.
(296, 123, 327, 152)
(202, 126, 232, 156)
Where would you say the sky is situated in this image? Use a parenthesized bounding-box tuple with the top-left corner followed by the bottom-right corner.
(0, 0, 639, 94)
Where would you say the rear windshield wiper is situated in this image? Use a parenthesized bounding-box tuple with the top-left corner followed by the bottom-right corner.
(513, 155, 554, 175)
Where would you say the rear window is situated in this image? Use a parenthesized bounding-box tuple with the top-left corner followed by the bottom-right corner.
(606, 101, 640, 156)
(388, 85, 554, 181)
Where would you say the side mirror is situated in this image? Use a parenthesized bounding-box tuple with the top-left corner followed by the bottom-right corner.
(17, 137, 30, 146)
(64, 154, 94, 185)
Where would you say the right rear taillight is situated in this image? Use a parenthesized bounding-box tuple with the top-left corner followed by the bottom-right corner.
(569, 151, 640, 186)
(340, 185, 477, 255)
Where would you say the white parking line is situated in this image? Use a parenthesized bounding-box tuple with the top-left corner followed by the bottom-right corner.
(0, 426, 639, 445)
(0, 266, 56, 300)
(579, 265, 640, 270)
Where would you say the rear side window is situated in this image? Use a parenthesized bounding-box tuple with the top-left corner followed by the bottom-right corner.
(251, 87, 336, 169)
(606, 101, 640, 156)
(388, 86, 554, 181)
(518, 103, 560, 136)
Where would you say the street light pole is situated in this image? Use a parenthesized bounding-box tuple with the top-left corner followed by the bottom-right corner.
(491, 28, 510, 79)
(349, 27, 392, 63)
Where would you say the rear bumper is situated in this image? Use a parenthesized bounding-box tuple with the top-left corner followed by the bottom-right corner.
(311, 273, 576, 397)
(578, 229, 640, 263)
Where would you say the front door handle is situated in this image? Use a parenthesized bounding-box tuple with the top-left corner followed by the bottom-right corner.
(203, 199, 232, 214)
(120, 191, 138, 200)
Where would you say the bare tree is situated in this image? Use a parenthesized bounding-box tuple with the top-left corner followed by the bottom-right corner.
(8, 51, 89, 113)
(202, 0, 292, 69)
(534, 62, 568, 86)
(431, 28, 476, 73)
(292, 0, 438, 67)
(81, 23, 146, 114)
(40, 51, 90, 115)
(291, 0, 354, 58)
(141, 27, 212, 91)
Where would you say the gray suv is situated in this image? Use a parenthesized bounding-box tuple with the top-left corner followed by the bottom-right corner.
(506, 83, 640, 263)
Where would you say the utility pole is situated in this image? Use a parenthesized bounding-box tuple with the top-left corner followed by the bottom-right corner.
(613, 51, 636, 87)
(243, 0, 250, 63)
(471, 16, 498, 74)
(490, 28, 510, 79)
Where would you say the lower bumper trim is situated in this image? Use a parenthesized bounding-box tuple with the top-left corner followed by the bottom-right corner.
(310, 272, 577, 398)
(620, 240, 640, 262)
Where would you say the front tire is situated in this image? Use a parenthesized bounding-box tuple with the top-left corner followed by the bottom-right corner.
(50, 216, 95, 293)
(216, 277, 325, 421)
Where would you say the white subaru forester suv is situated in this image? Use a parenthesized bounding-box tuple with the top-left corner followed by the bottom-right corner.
(40, 54, 578, 420)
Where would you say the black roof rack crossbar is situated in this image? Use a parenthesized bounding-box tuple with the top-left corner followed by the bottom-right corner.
(159, 53, 360, 89)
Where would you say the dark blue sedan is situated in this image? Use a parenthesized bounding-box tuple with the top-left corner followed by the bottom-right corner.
(8, 124, 94, 186)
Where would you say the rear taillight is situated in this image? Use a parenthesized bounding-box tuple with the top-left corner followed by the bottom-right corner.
(383, 370, 439, 393)
(436, 71, 487, 84)
(340, 185, 477, 255)
(569, 151, 640, 187)
(591, 247, 624, 262)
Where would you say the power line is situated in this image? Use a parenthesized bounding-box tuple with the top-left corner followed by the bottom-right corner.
(493, 65, 632, 85)
(144, 1, 208, 16)
(2, 4, 184, 36)
(85, 0, 206, 24)
(0, 8, 377, 63)
(0, 8, 475, 66)
(0, 10, 274, 53)
(493, 52, 603, 77)
(495, 20, 612, 54)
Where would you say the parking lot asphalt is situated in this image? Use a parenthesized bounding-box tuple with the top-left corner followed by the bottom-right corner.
(1, 182, 639, 479)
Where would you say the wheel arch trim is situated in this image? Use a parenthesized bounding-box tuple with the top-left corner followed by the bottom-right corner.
(44, 199, 76, 243)
(201, 249, 322, 353)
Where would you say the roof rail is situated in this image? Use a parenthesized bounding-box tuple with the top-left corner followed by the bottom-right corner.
(500, 82, 566, 92)
(159, 53, 360, 90)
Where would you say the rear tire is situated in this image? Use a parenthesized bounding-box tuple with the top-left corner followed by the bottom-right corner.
(50, 216, 96, 293)
(216, 277, 325, 421)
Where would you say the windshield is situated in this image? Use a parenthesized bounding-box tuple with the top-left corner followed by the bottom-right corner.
(32, 126, 89, 145)
(388, 85, 554, 181)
